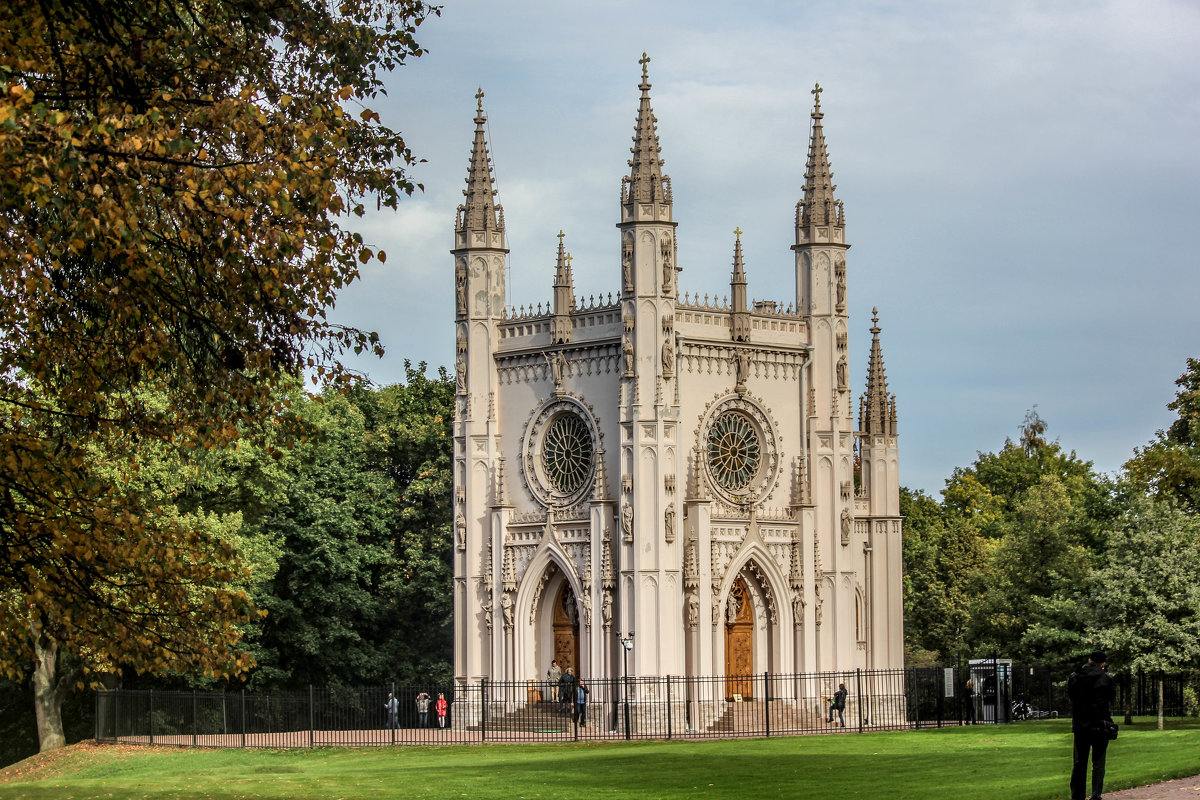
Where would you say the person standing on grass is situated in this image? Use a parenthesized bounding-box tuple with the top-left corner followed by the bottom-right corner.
(384, 692, 399, 730)
(828, 683, 847, 727)
(573, 680, 590, 727)
(415, 691, 431, 728)
(435, 692, 449, 729)
(1069, 650, 1117, 800)
(964, 678, 977, 725)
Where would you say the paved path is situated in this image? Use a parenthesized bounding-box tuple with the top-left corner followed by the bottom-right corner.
(1106, 774, 1200, 799)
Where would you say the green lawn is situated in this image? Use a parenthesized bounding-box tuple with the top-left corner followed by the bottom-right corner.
(2, 718, 1198, 800)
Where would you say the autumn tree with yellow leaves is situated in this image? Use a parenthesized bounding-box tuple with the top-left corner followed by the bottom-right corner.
(0, 0, 436, 750)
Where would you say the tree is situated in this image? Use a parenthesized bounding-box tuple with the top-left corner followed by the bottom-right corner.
(1126, 358, 1200, 513)
(1085, 493, 1200, 728)
(0, 0, 435, 750)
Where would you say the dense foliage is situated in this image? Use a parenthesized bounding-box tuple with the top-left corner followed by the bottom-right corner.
(1, 0, 435, 750)
(904, 361, 1200, 687)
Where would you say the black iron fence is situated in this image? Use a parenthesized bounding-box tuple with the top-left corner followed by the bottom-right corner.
(95, 664, 1196, 748)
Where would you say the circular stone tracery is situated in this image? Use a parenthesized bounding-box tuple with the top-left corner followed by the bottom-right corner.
(542, 413, 593, 496)
(707, 411, 761, 492)
(699, 396, 781, 506)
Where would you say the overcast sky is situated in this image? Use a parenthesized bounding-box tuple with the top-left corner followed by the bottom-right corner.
(330, 0, 1200, 495)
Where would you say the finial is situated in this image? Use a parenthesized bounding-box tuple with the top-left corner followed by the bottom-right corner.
(811, 83, 822, 112)
(640, 52, 651, 82)
(475, 87, 485, 111)
(872, 306, 879, 323)
(734, 226, 743, 240)
(557, 229, 565, 244)
(565, 253, 573, 267)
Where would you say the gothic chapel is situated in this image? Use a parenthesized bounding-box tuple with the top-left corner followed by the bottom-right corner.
(452, 57, 903, 698)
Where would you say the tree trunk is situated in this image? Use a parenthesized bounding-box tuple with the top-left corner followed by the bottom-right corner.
(1157, 673, 1164, 731)
(30, 621, 68, 752)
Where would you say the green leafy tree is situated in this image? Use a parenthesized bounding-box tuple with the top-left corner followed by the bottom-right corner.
(1085, 493, 1200, 728)
(1, 0, 435, 751)
(1126, 358, 1200, 513)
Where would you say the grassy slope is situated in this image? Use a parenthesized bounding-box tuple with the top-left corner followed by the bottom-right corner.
(1, 718, 1197, 800)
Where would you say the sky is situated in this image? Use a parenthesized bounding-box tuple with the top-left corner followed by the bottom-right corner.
(330, 0, 1200, 495)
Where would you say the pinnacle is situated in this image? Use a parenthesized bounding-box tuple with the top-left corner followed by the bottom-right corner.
(797, 83, 842, 230)
(624, 53, 671, 206)
(458, 90, 504, 234)
(861, 308, 895, 436)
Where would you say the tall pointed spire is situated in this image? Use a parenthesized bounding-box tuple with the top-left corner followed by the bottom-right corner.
(551, 231, 575, 344)
(860, 307, 897, 436)
(622, 53, 671, 206)
(457, 88, 504, 234)
(730, 227, 750, 341)
(796, 83, 843, 230)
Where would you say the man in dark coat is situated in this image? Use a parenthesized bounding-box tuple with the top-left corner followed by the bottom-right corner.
(1068, 650, 1116, 800)
(558, 667, 576, 714)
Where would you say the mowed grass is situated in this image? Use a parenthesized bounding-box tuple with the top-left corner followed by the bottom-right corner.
(2, 718, 1198, 800)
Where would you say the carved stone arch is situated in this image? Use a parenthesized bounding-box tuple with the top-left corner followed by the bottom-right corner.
(816, 250, 831, 270)
(719, 543, 789, 629)
(515, 542, 586, 681)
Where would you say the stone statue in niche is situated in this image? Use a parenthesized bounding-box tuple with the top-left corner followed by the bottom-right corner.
(455, 511, 466, 551)
(602, 589, 613, 627)
(455, 353, 467, 395)
(836, 355, 847, 390)
(623, 337, 635, 377)
(621, 501, 634, 543)
(455, 262, 467, 315)
(840, 508, 851, 545)
(622, 241, 633, 294)
(661, 239, 673, 293)
(661, 340, 674, 378)
(735, 351, 751, 394)
(501, 591, 514, 629)
(835, 262, 846, 311)
(664, 503, 676, 543)
(686, 592, 699, 628)
(546, 351, 566, 388)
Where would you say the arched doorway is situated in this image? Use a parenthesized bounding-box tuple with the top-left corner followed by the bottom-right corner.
(724, 576, 754, 699)
(552, 583, 580, 675)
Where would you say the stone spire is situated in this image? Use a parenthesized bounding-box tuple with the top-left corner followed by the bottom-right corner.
(622, 53, 671, 207)
(551, 230, 575, 344)
(456, 89, 504, 234)
(796, 83, 843, 231)
(859, 307, 897, 436)
(730, 227, 750, 342)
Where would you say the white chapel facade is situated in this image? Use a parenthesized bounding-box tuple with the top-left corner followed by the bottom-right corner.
(452, 59, 903, 690)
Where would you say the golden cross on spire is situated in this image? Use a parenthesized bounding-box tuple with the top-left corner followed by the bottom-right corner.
(733, 226, 743, 239)
(565, 253, 573, 267)
(811, 83, 822, 111)
(557, 229, 565, 244)
(639, 52, 651, 80)
(475, 87, 485, 110)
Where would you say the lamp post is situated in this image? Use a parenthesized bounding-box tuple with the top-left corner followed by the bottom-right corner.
(618, 631, 634, 739)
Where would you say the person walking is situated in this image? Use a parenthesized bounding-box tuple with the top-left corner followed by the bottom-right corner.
(964, 678, 977, 725)
(435, 692, 449, 730)
(1068, 650, 1117, 800)
(384, 692, 399, 730)
(828, 683, 847, 727)
(415, 691, 431, 728)
(573, 680, 590, 728)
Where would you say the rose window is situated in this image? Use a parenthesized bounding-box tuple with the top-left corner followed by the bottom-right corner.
(707, 411, 761, 493)
(541, 413, 594, 496)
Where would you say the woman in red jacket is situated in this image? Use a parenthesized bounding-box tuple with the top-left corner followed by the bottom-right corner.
(435, 692, 448, 729)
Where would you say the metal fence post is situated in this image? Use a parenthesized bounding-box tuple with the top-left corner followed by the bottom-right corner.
(193, 689, 198, 747)
(481, 678, 488, 742)
(148, 689, 154, 745)
(240, 689, 246, 748)
(666, 675, 672, 740)
(763, 673, 770, 737)
(309, 686, 314, 748)
(856, 669, 863, 732)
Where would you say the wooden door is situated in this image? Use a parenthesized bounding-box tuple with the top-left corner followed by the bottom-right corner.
(552, 583, 580, 675)
(724, 577, 754, 699)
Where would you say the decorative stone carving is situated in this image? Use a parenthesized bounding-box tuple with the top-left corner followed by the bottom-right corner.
(664, 503, 676, 544)
(621, 500, 634, 543)
(546, 351, 566, 389)
(500, 591, 514, 630)
(602, 588, 613, 629)
(623, 337, 635, 377)
(455, 510, 466, 551)
(455, 261, 467, 316)
(661, 339, 674, 378)
(840, 508, 851, 546)
(835, 257, 846, 312)
(735, 351, 751, 394)
(686, 591, 699, 629)
(455, 352, 467, 395)
(622, 240, 633, 294)
(836, 355, 847, 391)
